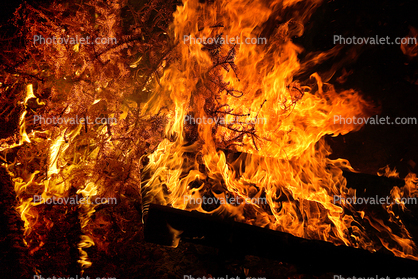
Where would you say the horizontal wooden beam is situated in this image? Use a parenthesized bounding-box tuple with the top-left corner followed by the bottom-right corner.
(144, 203, 418, 276)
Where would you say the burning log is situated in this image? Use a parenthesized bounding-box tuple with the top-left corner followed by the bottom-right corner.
(144, 203, 418, 276)
(141, 145, 418, 264)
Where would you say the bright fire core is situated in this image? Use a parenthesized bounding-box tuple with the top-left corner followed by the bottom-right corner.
(141, 0, 418, 260)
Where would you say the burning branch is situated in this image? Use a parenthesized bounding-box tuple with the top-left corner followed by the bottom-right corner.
(0, 0, 177, 276)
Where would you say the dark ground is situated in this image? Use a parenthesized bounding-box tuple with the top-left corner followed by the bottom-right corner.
(1, 0, 418, 278)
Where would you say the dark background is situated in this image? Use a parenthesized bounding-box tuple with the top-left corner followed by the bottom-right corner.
(296, 0, 418, 177)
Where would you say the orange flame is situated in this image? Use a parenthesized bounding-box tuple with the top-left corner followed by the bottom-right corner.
(141, 0, 418, 260)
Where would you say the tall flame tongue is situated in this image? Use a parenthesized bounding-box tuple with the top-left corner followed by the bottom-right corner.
(4, 84, 99, 270)
(142, 0, 418, 259)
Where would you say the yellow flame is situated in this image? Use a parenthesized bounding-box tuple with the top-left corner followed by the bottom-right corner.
(142, 0, 418, 260)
